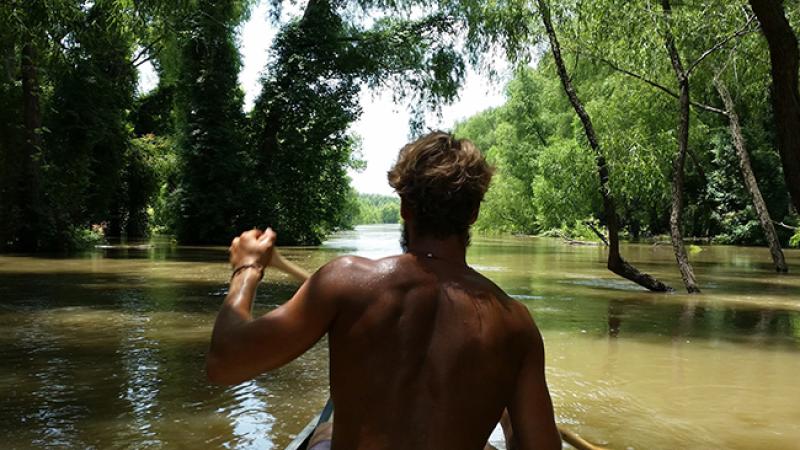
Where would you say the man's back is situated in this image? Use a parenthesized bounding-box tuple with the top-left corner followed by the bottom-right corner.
(326, 253, 540, 450)
(208, 131, 560, 450)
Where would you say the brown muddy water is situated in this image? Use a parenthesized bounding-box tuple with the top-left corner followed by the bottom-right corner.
(1, 224, 799, 449)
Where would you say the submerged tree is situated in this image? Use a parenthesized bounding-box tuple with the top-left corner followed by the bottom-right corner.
(535, 0, 673, 292)
(659, 0, 701, 293)
(561, 0, 790, 275)
(714, 77, 787, 273)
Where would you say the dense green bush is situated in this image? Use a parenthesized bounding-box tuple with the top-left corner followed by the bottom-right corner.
(130, 135, 179, 236)
(172, 0, 253, 244)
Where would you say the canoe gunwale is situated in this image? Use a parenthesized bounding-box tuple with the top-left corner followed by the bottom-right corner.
(284, 412, 321, 450)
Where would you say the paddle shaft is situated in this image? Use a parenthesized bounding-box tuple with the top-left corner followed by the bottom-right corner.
(270, 249, 311, 282)
(268, 249, 606, 450)
(558, 426, 607, 450)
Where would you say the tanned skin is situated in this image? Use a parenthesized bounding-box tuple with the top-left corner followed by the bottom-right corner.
(208, 208, 561, 450)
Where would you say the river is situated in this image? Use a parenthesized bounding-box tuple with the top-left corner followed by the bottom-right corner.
(1, 224, 799, 449)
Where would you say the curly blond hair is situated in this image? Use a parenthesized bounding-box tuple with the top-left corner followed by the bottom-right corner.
(388, 131, 494, 238)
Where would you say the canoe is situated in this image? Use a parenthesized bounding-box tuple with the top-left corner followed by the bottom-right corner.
(283, 400, 604, 450)
(283, 412, 319, 450)
(284, 399, 334, 450)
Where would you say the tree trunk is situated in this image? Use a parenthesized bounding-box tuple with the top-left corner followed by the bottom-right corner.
(537, 0, 673, 292)
(19, 42, 43, 251)
(748, 0, 800, 215)
(661, 0, 701, 293)
(714, 79, 788, 273)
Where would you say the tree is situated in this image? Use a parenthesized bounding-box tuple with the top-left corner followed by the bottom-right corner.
(1, 0, 166, 249)
(19, 37, 45, 251)
(454, 0, 795, 281)
(46, 0, 139, 239)
(714, 77, 787, 272)
(353, 194, 401, 225)
(562, 0, 790, 274)
(6, 1, 51, 251)
(660, 0, 701, 293)
(536, 0, 673, 292)
(749, 0, 800, 215)
(173, 0, 252, 244)
(250, 0, 466, 244)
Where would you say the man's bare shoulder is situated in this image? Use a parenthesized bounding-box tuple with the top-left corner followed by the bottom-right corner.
(466, 267, 528, 305)
(312, 254, 415, 296)
(467, 268, 542, 338)
(316, 254, 408, 276)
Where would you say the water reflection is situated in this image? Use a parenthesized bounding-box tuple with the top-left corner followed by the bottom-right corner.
(29, 330, 86, 448)
(224, 381, 274, 449)
(322, 224, 402, 259)
(117, 305, 162, 448)
(0, 224, 799, 449)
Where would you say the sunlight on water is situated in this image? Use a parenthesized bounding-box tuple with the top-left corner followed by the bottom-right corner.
(1, 224, 799, 449)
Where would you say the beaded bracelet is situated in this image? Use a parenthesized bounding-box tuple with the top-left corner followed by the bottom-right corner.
(230, 263, 264, 282)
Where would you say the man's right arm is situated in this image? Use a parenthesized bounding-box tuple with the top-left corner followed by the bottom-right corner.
(507, 316, 561, 450)
(207, 252, 361, 385)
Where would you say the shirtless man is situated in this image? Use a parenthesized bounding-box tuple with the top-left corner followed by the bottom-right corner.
(207, 131, 561, 450)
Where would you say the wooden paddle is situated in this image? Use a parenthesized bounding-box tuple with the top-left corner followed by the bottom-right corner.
(268, 248, 608, 450)
(269, 248, 311, 282)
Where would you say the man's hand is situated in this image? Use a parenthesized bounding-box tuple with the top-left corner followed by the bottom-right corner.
(229, 228, 277, 270)
(209, 233, 346, 385)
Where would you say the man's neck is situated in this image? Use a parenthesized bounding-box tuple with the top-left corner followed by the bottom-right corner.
(405, 232, 468, 267)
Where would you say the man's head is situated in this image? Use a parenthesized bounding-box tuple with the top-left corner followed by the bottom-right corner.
(388, 131, 494, 246)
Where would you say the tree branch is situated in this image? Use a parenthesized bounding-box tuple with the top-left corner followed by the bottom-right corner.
(686, 14, 757, 75)
(571, 48, 729, 116)
(773, 220, 798, 231)
(133, 53, 160, 68)
(131, 36, 164, 67)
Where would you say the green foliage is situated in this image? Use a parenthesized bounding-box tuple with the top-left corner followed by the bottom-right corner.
(0, 0, 154, 250)
(131, 85, 176, 136)
(173, 0, 253, 244)
(66, 225, 106, 250)
(530, 140, 598, 230)
(790, 230, 800, 249)
(45, 1, 138, 237)
(457, 66, 598, 236)
(540, 220, 603, 242)
(249, 4, 362, 244)
(131, 135, 178, 236)
(2, 0, 798, 253)
(249, 0, 469, 245)
(2, 0, 479, 250)
(353, 194, 401, 225)
(456, 1, 795, 247)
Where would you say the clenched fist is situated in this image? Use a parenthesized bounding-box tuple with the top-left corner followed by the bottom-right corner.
(229, 228, 277, 271)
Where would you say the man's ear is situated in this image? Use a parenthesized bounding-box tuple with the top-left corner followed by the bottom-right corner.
(400, 198, 412, 221)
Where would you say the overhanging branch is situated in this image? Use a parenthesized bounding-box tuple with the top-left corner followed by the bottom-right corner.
(569, 47, 728, 116)
(686, 14, 757, 75)
(131, 36, 164, 67)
